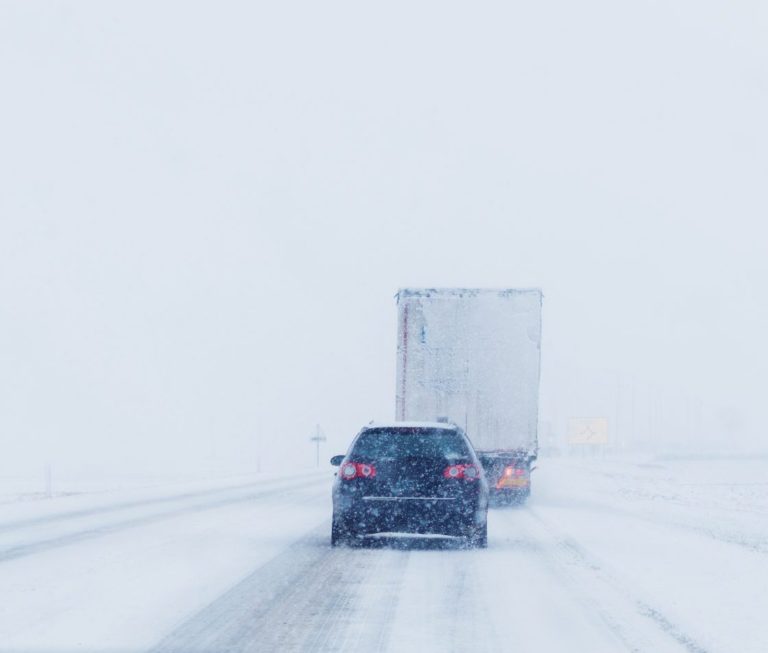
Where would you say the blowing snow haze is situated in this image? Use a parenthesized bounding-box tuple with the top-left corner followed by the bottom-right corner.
(1, 1, 766, 478)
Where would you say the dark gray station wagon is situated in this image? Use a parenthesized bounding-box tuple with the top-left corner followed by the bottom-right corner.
(330, 422, 489, 547)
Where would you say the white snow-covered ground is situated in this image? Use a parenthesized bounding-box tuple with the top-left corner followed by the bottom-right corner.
(1, 456, 766, 652)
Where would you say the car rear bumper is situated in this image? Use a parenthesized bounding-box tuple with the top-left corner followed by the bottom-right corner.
(334, 495, 484, 537)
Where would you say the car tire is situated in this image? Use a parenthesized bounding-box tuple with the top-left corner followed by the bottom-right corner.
(331, 516, 356, 547)
(331, 517, 346, 547)
(470, 520, 488, 548)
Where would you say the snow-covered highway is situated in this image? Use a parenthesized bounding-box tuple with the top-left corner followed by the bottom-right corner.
(1, 457, 766, 653)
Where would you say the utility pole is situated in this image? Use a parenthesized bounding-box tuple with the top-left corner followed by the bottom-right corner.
(309, 424, 326, 468)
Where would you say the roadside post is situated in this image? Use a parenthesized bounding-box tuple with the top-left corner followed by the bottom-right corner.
(310, 424, 326, 468)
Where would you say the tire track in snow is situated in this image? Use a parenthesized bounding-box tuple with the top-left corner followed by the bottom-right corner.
(544, 464, 768, 555)
(0, 477, 328, 564)
(543, 495, 768, 556)
(502, 506, 712, 653)
(441, 550, 498, 653)
(636, 605, 709, 653)
(150, 527, 411, 653)
(332, 545, 409, 653)
(0, 475, 325, 534)
(378, 540, 502, 653)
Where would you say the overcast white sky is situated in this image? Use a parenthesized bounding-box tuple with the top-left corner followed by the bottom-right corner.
(1, 1, 766, 475)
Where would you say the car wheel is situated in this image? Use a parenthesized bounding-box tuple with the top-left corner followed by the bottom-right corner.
(331, 516, 351, 547)
(470, 519, 488, 548)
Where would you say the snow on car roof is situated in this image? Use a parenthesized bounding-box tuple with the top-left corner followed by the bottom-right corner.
(362, 421, 459, 430)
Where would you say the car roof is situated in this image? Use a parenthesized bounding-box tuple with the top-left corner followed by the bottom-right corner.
(361, 421, 460, 431)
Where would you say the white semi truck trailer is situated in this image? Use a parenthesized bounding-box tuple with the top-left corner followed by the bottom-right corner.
(395, 288, 543, 503)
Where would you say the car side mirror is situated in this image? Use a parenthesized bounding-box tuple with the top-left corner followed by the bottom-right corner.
(330, 455, 344, 467)
(530, 465, 537, 473)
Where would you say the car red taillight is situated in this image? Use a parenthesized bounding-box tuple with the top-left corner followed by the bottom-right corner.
(503, 466, 526, 477)
(443, 464, 480, 480)
(358, 463, 375, 478)
(339, 462, 376, 480)
(445, 465, 462, 479)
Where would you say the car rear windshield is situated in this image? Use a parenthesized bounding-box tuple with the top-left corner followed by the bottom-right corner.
(350, 428, 471, 460)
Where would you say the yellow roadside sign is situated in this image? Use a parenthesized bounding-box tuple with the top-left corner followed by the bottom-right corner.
(568, 417, 609, 444)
